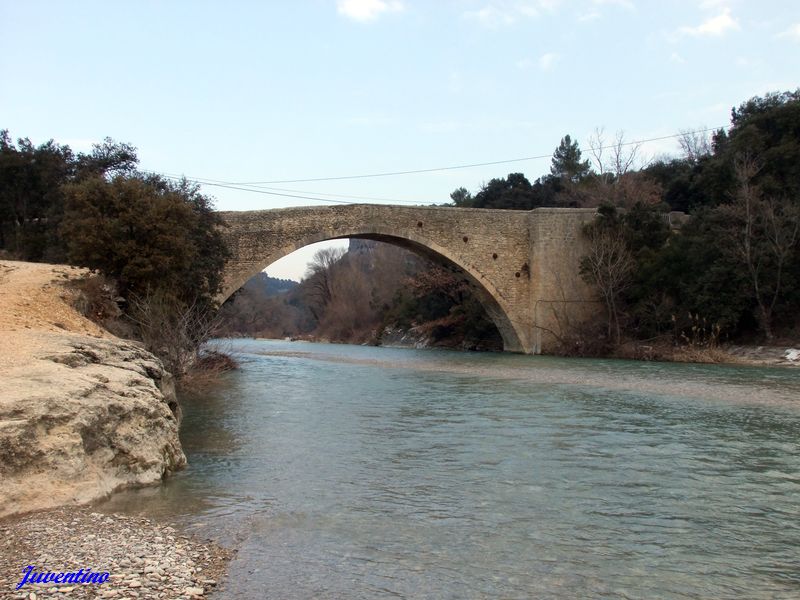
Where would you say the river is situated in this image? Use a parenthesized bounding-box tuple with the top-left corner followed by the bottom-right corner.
(98, 339, 800, 599)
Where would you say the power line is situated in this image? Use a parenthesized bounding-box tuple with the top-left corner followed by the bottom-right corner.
(148, 125, 727, 205)
(231, 126, 727, 185)
(153, 174, 357, 204)
(151, 172, 428, 205)
(154, 172, 427, 204)
(231, 183, 427, 204)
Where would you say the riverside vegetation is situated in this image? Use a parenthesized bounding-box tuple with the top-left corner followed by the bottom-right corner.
(0, 88, 797, 598)
(215, 90, 800, 360)
(0, 132, 233, 381)
(2, 91, 798, 363)
(0, 136, 235, 596)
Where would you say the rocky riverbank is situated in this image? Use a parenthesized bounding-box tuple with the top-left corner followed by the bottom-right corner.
(0, 261, 186, 518)
(0, 508, 230, 599)
(0, 261, 234, 597)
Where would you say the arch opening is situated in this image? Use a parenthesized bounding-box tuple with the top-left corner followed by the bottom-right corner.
(218, 231, 526, 353)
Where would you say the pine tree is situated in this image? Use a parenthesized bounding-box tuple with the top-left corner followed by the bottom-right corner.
(550, 135, 591, 183)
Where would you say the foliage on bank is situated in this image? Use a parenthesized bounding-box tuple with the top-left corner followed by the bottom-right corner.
(217, 90, 799, 356)
(8, 89, 796, 361)
(450, 90, 800, 353)
(0, 133, 231, 376)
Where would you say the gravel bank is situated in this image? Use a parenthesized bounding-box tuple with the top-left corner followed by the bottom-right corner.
(0, 508, 230, 599)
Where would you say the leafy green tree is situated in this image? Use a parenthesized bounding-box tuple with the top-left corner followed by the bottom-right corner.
(472, 173, 535, 209)
(463, 173, 564, 210)
(726, 90, 800, 200)
(0, 131, 74, 260)
(636, 91, 800, 341)
(629, 209, 753, 339)
(646, 90, 800, 213)
(714, 156, 800, 340)
(449, 187, 473, 207)
(61, 174, 229, 308)
(0, 132, 143, 261)
(75, 137, 138, 179)
(550, 135, 591, 183)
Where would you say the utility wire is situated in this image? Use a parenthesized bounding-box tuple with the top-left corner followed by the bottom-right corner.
(152, 172, 426, 204)
(232, 126, 727, 185)
(147, 125, 727, 205)
(153, 174, 358, 204)
(221, 183, 426, 204)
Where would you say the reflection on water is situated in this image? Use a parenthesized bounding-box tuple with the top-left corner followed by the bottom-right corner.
(99, 340, 800, 599)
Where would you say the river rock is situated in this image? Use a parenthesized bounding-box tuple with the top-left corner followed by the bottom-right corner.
(0, 508, 231, 599)
(0, 334, 187, 518)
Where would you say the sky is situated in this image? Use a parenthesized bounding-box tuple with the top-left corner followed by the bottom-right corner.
(2, 0, 799, 279)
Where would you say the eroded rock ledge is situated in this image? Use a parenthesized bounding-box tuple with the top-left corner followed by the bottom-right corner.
(0, 333, 186, 518)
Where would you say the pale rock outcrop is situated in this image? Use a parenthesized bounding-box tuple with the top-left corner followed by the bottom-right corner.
(0, 261, 186, 518)
(0, 333, 186, 517)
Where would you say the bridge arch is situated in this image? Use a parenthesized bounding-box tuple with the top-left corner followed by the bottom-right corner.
(219, 225, 526, 353)
(218, 204, 599, 354)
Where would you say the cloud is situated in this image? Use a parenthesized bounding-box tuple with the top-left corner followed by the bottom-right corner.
(577, 0, 632, 25)
(536, 0, 562, 10)
(515, 52, 558, 71)
(777, 23, 800, 41)
(336, 0, 404, 22)
(591, 0, 634, 8)
(735, 56, 759, 68)
(670, 52, 686, 64)
(538, 52, 558, 70)
(464, 4, 518, 26)
(516, 57, 535, 70)
(448, 71, 464, 93)
(463, 1, 560, 27)
(577, 10, 601, 22)
(698, 0, 730, 9)
(677, 8, 739, 37)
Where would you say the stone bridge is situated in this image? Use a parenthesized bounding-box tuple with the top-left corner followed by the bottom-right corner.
(217, 205, 600, 354)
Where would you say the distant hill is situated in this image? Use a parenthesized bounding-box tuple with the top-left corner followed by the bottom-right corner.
(243, 272, 298, 297)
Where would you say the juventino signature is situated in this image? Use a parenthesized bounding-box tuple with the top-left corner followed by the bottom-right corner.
(16, 565, 110, 589)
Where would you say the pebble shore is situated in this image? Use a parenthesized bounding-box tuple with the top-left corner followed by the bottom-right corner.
(0, 508, 230, 599)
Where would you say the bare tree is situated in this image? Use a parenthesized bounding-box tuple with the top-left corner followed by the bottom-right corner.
(678, 128, 712, 163)
(316, 259, 376, 341)
(582, 129, 658, 210)
(717, 155, 800, 341)
(303, 246, 346, 319)
(587, 128, 645, 179)
(128, 292, 222, 376)
(579, 170, 662, 211)
(613, 130, 643, 176)
(580, 223, 635, 345)
(587, 127, 610, 180)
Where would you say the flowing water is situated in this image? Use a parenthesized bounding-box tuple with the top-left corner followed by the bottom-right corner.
(99, 340, 800, 599)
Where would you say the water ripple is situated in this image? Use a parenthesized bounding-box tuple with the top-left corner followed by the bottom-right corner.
(100, 340, 800, 599)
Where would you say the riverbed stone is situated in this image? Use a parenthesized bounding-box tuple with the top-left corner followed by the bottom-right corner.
(0, 508, 229, 600)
